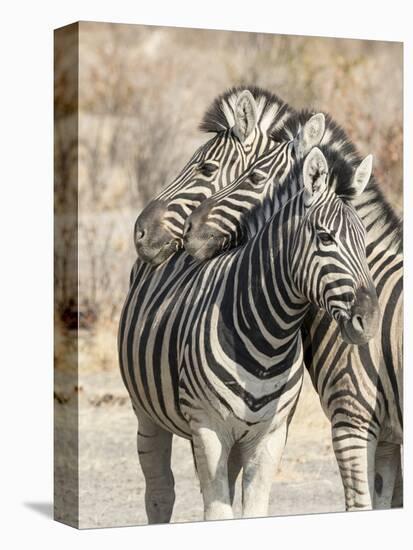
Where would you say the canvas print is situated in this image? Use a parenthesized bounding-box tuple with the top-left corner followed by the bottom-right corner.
(54, 21, 403, 529)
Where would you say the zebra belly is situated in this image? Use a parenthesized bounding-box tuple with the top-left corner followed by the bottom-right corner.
(118, 256, 196, 439)
(119, 324, 191, 438)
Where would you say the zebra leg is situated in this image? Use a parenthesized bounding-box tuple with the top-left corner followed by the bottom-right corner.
(331, 427, 377, 511)
(374, 441, 400, 509)
(241, 423, 287, 518)
(137, 413, 175, 524)
(190, 423, 233, 521)
(228, 444, 242, 506)
(391, 446, 403, 508)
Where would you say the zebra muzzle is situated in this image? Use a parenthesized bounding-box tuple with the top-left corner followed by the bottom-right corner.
(338, 285, 380, 346)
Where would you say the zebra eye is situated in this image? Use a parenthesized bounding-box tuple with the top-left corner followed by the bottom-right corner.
(249, 171, 266, 186)
(318, 231, 334, 245)
(199, 162, 217, 177)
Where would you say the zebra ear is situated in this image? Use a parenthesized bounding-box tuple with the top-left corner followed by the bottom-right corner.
(303, 147, 328, 203)
(295, 113, 326, 158)
(232, 90, 258, 142)
(350, 155, 373, 196)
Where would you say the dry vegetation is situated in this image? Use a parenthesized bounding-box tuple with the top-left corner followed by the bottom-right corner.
(54, 22, 403, 526)
(54, 22, 402, 363)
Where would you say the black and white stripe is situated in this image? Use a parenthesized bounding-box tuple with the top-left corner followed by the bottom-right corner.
(183, 112, 403, 510)
(118, 147, 379, 521)
(133, 87, 298, 266)
(182, 112, 325, 261)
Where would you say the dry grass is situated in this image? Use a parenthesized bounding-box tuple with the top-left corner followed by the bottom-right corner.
(54, 22, 403, 374)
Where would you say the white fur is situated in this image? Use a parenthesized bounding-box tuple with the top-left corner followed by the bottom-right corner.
(295, 113, 326, 158)
(232, 90, 258, 142)
(303, 147, 328, 203)
(351, 154, 373, 196)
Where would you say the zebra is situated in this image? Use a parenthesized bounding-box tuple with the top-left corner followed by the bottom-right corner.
(133, 86, 321, 266)
(183, 113, 403, 510)
(118, 146, 379, 522)
(183, 111, 326, 262)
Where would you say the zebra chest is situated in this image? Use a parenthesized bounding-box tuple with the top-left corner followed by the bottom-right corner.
(177, 326, 305, 430)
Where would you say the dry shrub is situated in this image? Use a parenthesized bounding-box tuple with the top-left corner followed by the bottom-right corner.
(54, 23, 403, 373)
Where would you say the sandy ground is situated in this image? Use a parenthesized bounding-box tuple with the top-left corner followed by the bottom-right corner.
(55, 368, 345, 529)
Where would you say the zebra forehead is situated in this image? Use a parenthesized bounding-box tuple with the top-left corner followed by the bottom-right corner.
(307, 192, 342, 216)
(314, 200, 365, 232)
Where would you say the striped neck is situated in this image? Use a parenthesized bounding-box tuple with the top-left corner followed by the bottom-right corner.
(221, 194, 309, 368)
(242, 141, 299, 240)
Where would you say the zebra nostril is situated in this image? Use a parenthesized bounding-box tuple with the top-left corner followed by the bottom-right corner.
(135, 229, 145, 241)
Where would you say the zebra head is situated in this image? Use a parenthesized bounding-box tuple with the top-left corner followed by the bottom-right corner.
(134, 87, 296, 265)
(291, 147, 379, 345)
(183, 113, 326, 261)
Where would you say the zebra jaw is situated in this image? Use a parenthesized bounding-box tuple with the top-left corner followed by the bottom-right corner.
(183, 234, 227, 262)
(137, 237, 183, 266)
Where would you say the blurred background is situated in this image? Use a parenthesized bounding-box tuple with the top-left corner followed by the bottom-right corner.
(54, 22, 403, 527)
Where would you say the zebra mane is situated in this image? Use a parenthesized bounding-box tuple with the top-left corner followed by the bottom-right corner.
(273, 109, 403, 253)
(199, 86, 295, 135)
